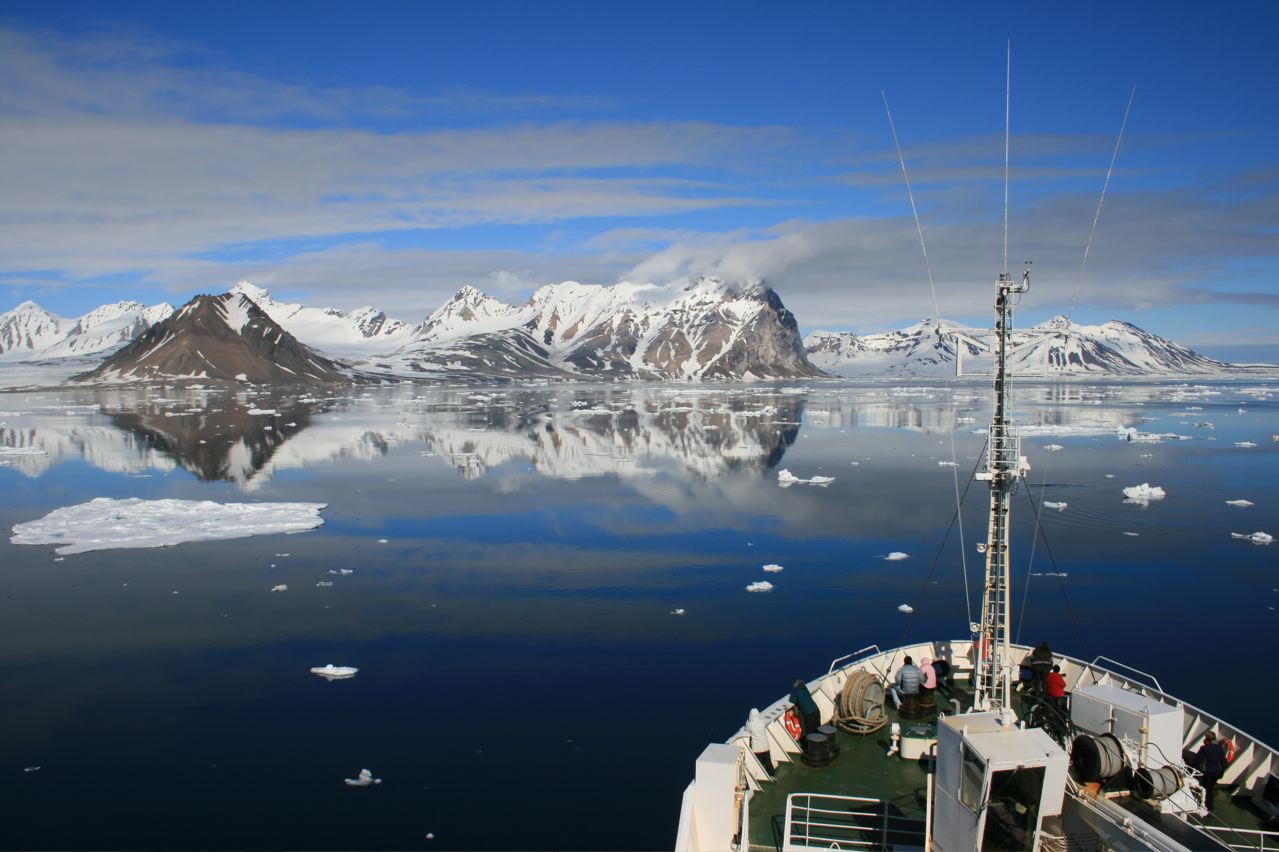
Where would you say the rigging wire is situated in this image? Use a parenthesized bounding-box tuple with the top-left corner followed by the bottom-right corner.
(882, 90, 972, 626)
(1015, 452, 1054, 644)
(897, 439, 987, 645)
(1014, 481, 1089, 659)
(1066, 85, 1137, 331)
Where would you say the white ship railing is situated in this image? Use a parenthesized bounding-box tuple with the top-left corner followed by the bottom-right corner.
(1201, 826, 1279, 851)
(782, 793, 925, 851)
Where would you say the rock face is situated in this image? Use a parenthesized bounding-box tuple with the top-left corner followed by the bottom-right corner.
(806, 316, 1245, 378)
(0, 300, 173, 360)
(368, 277, 825, 381)
(75, 293, 351, 385)
(228, 282, 413, 358)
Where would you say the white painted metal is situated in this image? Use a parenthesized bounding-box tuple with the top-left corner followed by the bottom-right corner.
(781, 793, 925, 851)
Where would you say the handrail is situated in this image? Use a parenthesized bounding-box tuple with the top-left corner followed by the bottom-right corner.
(828, 645, 881, 675)
(1089, 655, 1163, 692)
(783, 793, 925, 852)
(1200, 825, 1279, 851)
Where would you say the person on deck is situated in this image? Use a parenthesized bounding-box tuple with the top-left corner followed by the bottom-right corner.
(919, 655, 938, 695)
(747, 708, 773, 775)
(1195, 731, 1228, 813)
(890, 656, 923, 709)
(789, 679, 821, 738)
(1046, 664, 1067, 709)
(1030, 642, 1054, 695)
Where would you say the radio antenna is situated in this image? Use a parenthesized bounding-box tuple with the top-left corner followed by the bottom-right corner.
(1003, 39, 1011, 277)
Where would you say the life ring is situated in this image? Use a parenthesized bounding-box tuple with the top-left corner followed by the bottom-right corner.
(784, 707, 804, 740)
(1222, 737, 1237, 764)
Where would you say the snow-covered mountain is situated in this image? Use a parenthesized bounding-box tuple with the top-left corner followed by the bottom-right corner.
(0, 300, 173, 361)
(367, 277, 823, 381)
(75, 292, 351, 385)
(806, 316, 1248, 378)
(228, 282, 413, 358)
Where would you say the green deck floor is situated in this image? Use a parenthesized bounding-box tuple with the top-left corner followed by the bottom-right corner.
(745, 685, 1277, 851)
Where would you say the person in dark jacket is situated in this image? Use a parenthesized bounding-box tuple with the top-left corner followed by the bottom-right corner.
(1195, 731, 1228, 813)
(790, 678, 821, 738)
(1029, 642, 1054, 695)
(890, 656, 923, 709)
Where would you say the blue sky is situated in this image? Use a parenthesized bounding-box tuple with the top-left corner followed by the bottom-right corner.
(1, 1, 1276, 359)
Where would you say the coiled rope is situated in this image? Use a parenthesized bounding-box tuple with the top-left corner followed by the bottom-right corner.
(832, 670, 889, 735)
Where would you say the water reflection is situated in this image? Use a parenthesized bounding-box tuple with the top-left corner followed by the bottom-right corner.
(0, 382, 1248, 486)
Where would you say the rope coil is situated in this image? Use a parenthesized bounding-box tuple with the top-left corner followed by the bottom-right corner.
(832, 670, 889, 735)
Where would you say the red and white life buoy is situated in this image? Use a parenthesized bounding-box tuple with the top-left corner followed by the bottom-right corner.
(783, 707, 804, 740)
(1222, 737, 1237, 764)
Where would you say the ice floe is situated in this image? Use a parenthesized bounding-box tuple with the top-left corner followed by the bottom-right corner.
(777, 469, 835, 487)
(1043, 444, 1064, 452)
(1235, 441, 1258, 448)
(1043, 501, 1068, 511)
(311, 664, 358, 680)
(745, 581, 774, 592)
(670, 608, 686, 616)
(897, 604, 914, 614)
(270, 584, 288, 592)
(1226, 500, 1255, 507)
(1122, 484, 1166, 505)
(1232, 531, 1273, 545)
(762, 563, 784, 573)
(344, 768, 381, 786)
(10, 498, 326, 555)
(937, 460, 959, 467)
(884, 552, 909, 561)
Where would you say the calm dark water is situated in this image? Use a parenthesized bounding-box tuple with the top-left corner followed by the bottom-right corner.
(1, 381, 1275, 850)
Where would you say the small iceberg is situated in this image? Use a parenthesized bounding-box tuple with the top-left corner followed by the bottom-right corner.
(670, 608, 686, 616)
(1226, 499, 1255, 507)
(1123, 483, 1166, 505)
(762, 563, 784, 573)
(315, 581, 334, 587)
(1043, 444, 1064, 452)
(311, 664, 358, 680)
(884, 552, 909, 561)
(897, 604, 914, 614)
(1232, 531, 1273, 545)
(1043, 501, 1068, 511)
(938, 460, 959, 467)
(344, 768, 381, 787)
(1235, 441, 1258, 448)
(745, 581, 774, 593)
(777, 469, 835, 488)
(270, 584, 288, 592)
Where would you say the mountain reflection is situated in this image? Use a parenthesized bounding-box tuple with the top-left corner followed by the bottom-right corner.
(0, 383, 1170, 487)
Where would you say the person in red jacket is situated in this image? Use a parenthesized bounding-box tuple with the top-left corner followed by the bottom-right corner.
(1046, 664, 1067, 709)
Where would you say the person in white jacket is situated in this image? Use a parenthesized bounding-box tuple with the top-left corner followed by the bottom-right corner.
(748, 708, 773, 775)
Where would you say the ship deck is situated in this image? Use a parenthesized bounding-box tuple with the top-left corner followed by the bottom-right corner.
(744, 681, 1276, 852)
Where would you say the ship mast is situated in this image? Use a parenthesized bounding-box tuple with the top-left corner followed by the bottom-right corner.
(973, 264, 1030, 713)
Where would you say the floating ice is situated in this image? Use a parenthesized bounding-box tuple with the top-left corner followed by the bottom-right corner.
(344, 768, 381, 786)
(762, 563, 784, 573)
(1043, 501, 1068, 511)
(1235, 441, 1258, 448)
(247, 408, 277, 415)
(0, 447, 46, 456)
(1226, 500, 1255, 507)
(10, 498, 326, 555)
(670, 608, 686, 616)
(777, 469, 834, 487)
(937, 460, 959, 467)
(1043, 444, 1064, 452)
(1123, 532, 1140, 537)
(23, 766, 41, 773)
(1122, 484, 1166, 505)
(1105, 474, 1116, 479)
(311, 664, 358, 680)
(897, 604, 914, 614)
(328, 568, 355, 575)
(884, 552, 909, 561)
(745, 581, 774, 593)
(315, 581, 334, 587)
(270, 584, 288, 592)
(1232, 531, 1273, 545)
